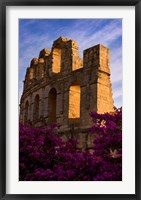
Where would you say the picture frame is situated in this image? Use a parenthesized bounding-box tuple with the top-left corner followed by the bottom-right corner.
(0, 0, 141, 199)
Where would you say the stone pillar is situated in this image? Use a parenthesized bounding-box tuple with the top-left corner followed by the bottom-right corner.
(29, 94, 32, 121)
(80, 85, 93, 128)
(38, 88, 44, 118)
(83, 44, 114, 114)
(71, 40, 82, 71)
(61, 89, 69, 130)
(30, 103, 34, 122)
(97, 45, 114, 113)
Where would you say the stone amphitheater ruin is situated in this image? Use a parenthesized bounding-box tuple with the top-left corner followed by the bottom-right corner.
(20, 36, 114, 149)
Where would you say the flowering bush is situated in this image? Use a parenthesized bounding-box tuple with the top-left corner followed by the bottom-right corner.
(19, 109, 122, 181)
(89, 109, 122, 180)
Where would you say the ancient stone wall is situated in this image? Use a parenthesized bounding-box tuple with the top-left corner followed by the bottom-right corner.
(20, 36, 114, 148)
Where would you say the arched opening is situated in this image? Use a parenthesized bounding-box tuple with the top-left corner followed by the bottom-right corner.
(24, 100, 29, 124)
(33, 95, 39, 121)
(48, 88, 57, 123)
(68, 81, 81, 124)
(52, 48, 61, 73)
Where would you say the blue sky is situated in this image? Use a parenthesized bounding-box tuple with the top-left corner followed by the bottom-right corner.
(19, 19, 122, 108)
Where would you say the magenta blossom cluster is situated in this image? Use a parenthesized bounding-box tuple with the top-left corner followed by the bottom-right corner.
(19, 110, 122, 181)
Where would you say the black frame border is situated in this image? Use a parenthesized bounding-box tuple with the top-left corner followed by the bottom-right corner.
(0, 0, 141, 199)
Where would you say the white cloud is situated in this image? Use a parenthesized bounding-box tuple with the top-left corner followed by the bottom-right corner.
(66, 20, 121, 53)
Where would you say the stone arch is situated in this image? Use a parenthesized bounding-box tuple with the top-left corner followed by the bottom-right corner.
(24, 100, 29, 124)
(68, 81, 81, 124)
(33, 94, 40, 121)
(48, 88, 57, 123)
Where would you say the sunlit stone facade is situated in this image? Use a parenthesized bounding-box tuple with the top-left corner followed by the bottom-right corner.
(20, 36, 114, 148)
